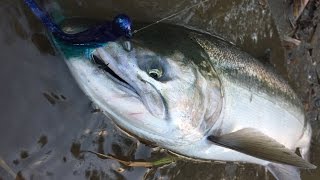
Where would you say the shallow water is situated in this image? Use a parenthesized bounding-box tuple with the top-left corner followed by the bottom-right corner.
(0, 0, 318, 179)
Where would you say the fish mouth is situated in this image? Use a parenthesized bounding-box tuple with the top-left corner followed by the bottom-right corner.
(92, 54, 138, 96)
(92, 46, 166, 120)
(93, 55, 128, 85)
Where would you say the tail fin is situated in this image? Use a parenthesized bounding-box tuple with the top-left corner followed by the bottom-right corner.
(267, 163, 301, 180)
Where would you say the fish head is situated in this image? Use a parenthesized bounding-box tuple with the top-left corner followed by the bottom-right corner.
(57, 24, 222, 146)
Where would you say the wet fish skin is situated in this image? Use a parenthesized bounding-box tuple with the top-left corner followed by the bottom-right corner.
(51, 22, 314, 180)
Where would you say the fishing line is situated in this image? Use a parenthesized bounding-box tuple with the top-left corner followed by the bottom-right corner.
(24, 0, 207, 45)
(133, 0, 208, 34)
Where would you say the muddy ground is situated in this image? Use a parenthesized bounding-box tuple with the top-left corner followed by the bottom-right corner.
(270, 0, 320, 179)
(0, 0, 320, 179)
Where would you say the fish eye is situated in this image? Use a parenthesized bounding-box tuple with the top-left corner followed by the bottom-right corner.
(137, 55, 171, 82)
(147, 68, 163, 79)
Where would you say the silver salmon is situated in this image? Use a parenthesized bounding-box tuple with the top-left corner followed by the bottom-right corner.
(52, 22, 316, 180)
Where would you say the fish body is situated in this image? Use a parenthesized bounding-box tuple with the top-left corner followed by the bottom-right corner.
(51, 22, 315, 180)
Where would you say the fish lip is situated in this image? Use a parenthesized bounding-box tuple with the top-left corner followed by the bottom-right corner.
(92, 51, 139, 98)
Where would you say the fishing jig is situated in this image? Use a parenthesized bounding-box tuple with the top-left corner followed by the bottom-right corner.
(24, 0, 207, 46)
(23, 0, 132, 46)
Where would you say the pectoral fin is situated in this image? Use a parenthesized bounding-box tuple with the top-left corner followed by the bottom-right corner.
(207, 128, 316, 169)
